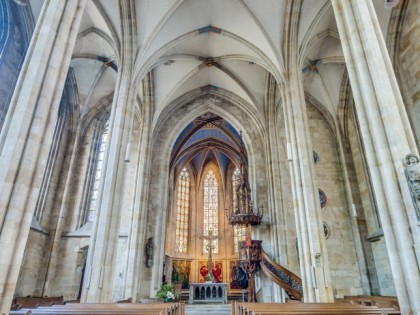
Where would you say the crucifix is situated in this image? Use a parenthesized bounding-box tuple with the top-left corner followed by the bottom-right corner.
(199, 230, 221, 281)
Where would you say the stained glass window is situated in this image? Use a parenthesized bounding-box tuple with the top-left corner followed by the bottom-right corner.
(203, 170, 219, 254)
(232, 168, 245, 252)
(87, 118, 109, 223)
(175, 168, 190, 253)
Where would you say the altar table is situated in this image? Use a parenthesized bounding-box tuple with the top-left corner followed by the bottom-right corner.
(188, 282, 228, 304)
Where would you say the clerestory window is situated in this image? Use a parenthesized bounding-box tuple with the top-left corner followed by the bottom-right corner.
(86, 117, 109, 223)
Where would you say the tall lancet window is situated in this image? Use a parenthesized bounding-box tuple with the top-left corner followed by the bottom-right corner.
(87, 118, 110, 223)
(175, 167, 190, 253)
(232, 167, 246, 252)
(203, 170, 219, 254)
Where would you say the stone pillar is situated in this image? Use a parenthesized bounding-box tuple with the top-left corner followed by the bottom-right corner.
(282, 0, 333, 303)
(282, 70, 334, 302)
(332, 1, 420, 313)
(82, 71, 136, 302)
(0, 1, 87, 313)
(123, 73, 153, 301)
(81, 0, 136, 302)
(81, 71, 136, 303)
(264, 73, 289, 302)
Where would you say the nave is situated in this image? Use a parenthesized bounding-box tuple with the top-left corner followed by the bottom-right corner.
(0, 0, 419, 314)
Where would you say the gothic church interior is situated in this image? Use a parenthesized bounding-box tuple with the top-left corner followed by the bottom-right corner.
(0, 0, 419, 314)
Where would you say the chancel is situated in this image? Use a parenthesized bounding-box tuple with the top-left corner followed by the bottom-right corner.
(0, 0, 420, 315)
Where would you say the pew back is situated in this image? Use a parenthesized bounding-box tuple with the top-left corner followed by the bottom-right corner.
(232, 302, 400, 315)
(10, 302, 184, 315)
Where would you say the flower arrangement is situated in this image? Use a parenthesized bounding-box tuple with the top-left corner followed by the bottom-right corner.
(156, 284, 175, 302)
(205, 274, 214, 283)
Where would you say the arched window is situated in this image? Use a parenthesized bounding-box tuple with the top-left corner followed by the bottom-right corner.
(33, 104, 67, 224)
(86, 118, 110, 223)
(232, 167, 245, 252)
(175, 168, 190, 253)
(203, 170, 219, 254)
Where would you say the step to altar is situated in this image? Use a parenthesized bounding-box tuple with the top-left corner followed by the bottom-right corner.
(185, 304, 231, 315)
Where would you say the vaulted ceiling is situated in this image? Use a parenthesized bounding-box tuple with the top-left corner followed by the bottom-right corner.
(28, 0, 394, 130)
(171, 112, 242, 184)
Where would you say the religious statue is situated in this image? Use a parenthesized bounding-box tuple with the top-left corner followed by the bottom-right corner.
(145, 237, 154, 268)
(404, 153, 420, 219)
(172, 266, 179, 283)
(230, 262, 248, 289)
(212, 262, 223, 283)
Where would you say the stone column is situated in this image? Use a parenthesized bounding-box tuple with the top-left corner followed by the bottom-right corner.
(81, 71, 136, 303)
(282, 71, 334, 303)
(123, 73, 153, 301)
(264, 73, 288, 302)
(0, 1, 87, 313)
(332, 1, 420, 314)
(81, 0, 136, 303)
(282, 0, 333, 303)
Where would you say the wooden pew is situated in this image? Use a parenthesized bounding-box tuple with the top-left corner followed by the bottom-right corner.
(340, 296, 399, 310)
(232, 302, 399, 315)
(13, 297, 64, 309)
(51, 302, 183, 314)
(10, 302, 184, 315)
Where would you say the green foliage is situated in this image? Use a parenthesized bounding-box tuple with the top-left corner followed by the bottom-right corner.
(205, 274, 214, 282)
(156, 284, 175, 299)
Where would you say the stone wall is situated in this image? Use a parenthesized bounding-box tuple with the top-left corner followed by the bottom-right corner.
(397, 0, 420, 147)
(307, 103, 362, 297)
(51, 237, 90, 300)
(277, 125, 300, 277)
(347, 112, 396, 296)
(14, 230, 48, 297)
(14, 79, 77, 298)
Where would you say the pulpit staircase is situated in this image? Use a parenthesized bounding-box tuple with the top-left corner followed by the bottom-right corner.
(260, 247, 303, 301)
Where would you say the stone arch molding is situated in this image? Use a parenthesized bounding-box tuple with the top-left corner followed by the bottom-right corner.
(146, 92, 269, 293)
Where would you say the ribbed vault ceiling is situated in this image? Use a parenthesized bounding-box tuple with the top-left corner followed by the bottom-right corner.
(171, 113, 242, 184)
(27, 0, 393, 130)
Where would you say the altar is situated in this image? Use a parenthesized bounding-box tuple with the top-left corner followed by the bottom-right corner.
(188, 282, 228, 304)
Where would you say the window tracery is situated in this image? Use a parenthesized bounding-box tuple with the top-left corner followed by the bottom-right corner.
(86, 118, 109, 223)
(203, 170, 219, 254)
(175, 167, 190, 253)
(232, 167, 245, 252)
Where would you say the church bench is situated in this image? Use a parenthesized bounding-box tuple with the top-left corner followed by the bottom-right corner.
(341, 296, 399, 310)
(11, 309, 169, 315)
(50, 302, 183, 314)
(248, 307, 400, 314)
(12, 310, 166, 315)
(10, 302, 183, 315)
(232, 302, 390, 315)
(13, 297, 64, 309)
